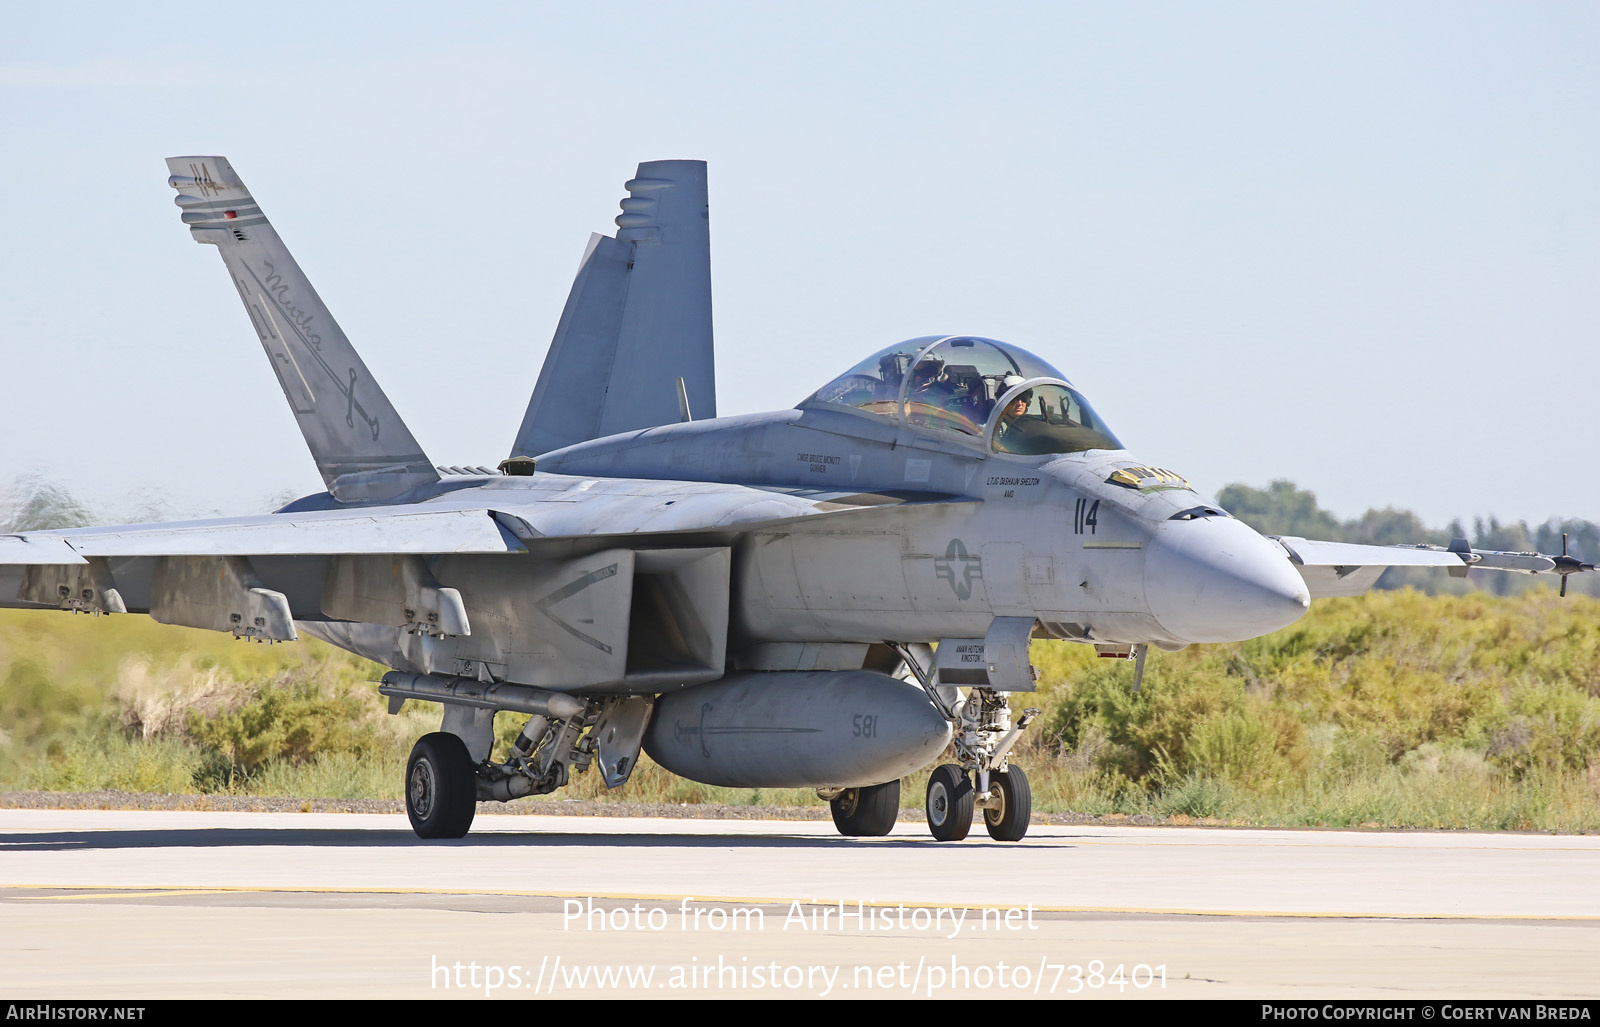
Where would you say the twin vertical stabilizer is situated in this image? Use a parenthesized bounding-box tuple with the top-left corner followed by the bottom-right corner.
(510, 160, 716, 458)
(167, 156, 439, 503)
(169, 156, 714, 484)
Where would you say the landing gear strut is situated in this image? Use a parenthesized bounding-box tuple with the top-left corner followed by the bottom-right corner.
(950, 688, 1038, 841)
(888, 643, 1040, 843)
(384, 675, 639, 840)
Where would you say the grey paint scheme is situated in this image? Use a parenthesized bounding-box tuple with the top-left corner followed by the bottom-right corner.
(532, 406, 1228, 648)
(511, 160, 716, 457)
(166, 157, 438, 503)
(4, 375, 1576, 676)
(2, 157, 1587, 804)
(644, 672, 952, 788)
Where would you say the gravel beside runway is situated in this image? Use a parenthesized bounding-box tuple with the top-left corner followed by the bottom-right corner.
(0, 789, 826, 819)
(0, 789, 1178, 825)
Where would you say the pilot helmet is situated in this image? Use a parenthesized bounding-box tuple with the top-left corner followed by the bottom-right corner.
(911, 357, 946, 384)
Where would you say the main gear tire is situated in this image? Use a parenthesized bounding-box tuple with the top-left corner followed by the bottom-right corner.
(406, 732, 478, 839)
(830, 779, 900, 837)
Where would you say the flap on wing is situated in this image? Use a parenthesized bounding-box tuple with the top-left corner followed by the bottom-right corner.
(1288, 563, 1389, 599)
(12, 509, 525, 560)
(0, 536, 88, 565)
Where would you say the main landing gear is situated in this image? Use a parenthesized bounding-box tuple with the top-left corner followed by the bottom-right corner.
(406, 732, 478, 839)
(389, 674, 646, 841)
(827, 780, 901, 837)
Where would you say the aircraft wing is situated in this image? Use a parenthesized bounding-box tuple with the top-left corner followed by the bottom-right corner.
(1272, 535, 1578, 598)
(1, 481, 964, 565)
(0, 478, 969, 628)
(0, 536, 87, 565)
(0, 506, 532, 625)
(0, 508, 525, 563)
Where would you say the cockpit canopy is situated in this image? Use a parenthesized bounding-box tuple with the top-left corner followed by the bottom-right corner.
(801, 336, 1123, 456)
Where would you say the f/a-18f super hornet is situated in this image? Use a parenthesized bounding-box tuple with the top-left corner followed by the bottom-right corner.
(2, 158, 1591, 842)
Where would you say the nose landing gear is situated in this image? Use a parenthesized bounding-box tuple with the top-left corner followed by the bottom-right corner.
(888, 640, 1041, 844)
(925, 763, 975, 841)
(924, 760, 1034, 842)
(981, 765, 1031, 841)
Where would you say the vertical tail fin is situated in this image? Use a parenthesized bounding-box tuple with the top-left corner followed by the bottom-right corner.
(511, 160, 715, 457)
(167, 157, 439, 502)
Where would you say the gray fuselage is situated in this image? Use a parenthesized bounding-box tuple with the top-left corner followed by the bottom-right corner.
(530, 405, 1310, 655)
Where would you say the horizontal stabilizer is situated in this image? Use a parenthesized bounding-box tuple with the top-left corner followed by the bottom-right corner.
(166, 157, 439, 502)
(512, 160, 715, 457)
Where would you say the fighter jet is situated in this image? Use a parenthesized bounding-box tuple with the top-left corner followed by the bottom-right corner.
(1, 158, 1590, 842)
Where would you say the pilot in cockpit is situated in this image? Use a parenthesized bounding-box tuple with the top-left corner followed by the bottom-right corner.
(906, 357, 954, 426)
(994, 384, 1034, 450)
(908, 357, 947, 399)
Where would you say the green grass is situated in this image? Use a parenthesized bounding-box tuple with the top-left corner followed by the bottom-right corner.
(1017, 589, 1600, 829)
(2, 590, 1598, 829)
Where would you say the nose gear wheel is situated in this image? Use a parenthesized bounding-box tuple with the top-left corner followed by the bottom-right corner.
(925, 764, 975, 841)
(983, 766, 1031, 842)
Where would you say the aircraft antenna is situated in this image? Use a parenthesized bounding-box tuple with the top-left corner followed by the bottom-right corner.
(676, 377, 693, 423)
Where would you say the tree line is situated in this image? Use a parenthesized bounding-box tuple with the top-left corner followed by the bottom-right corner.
(1217, 479, 1598, 596)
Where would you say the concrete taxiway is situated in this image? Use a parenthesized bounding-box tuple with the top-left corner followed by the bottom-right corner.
(2, 809, 1597, 999)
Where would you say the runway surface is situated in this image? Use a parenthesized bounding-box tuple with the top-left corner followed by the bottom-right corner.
(3, 809, 1597, 999)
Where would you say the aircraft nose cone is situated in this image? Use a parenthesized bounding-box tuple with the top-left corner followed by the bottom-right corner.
(1143, 517, 1310, 644)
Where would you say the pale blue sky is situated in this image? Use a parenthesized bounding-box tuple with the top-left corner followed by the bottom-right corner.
(3, 2, 1596, 529)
